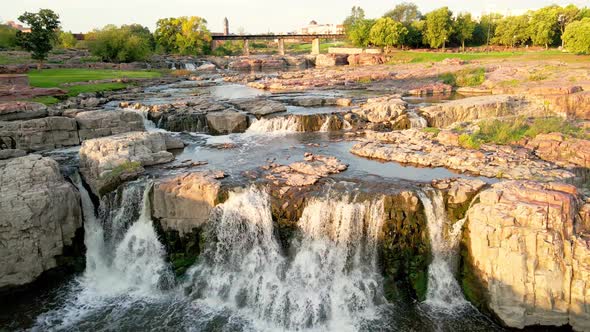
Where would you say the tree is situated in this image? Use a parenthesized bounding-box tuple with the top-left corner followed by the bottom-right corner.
(57, 31, 76, 48)
(88, 25, 152, 62)
(472, 13, 503, 46)
(347, 19, 375, 47)
(405, 20, 425, 48)
(563, 17, 590, 54)
(557, 4, 580, 48)
(154, 17, 211, 55)
(424, 7, 453, 50)
(383, 2, 421, 23)
(369, 17, 408, 49)
(343, 6, 366, 32)
(493, 15, 530, 47)
(454, 12, 476, 51)
(0, 24, 18, 49)
(15, 9, 60, 69)
(528, 6, 560, 49)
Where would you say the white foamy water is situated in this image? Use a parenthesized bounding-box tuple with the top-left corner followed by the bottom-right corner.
(34, 180, 173, 329)
(187, 186, 386, 331)
(246, 116, 301, 134)
(184, 63, 197, 71)
(408, 110, 428, 128)
(417, 189, 468, 311)
(123, 106, 167, 132)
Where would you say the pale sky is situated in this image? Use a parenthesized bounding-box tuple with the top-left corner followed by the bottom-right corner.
(2, 0, 588, 34)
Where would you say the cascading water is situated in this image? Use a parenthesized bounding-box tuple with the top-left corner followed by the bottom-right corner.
(246, 116, 301, 134)
(184, 63, 197, 71)
(34, 179, 173, 329)
(123, 105, 163, 132)
(417, 189, 468, 311)
(187, 186, 386, 331)
(407, 110, 428, 128)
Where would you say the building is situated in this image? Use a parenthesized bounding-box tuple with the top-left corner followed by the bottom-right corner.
(5, 20, 30, 33)
(297, 21, 343, 35)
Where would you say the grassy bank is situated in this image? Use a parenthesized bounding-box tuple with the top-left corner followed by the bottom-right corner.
(389, 49, 588, 64)
(457, 117, 588, 149)
(26, 68, 161, 105)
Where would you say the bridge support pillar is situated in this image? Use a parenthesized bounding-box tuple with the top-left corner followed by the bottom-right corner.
(278, 38, 285, 55)
(210, 40, 219, 52)
(243, 39, 250, 56)
(311, 38, 320, 55)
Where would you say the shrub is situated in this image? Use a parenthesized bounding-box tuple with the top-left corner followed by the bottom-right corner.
(88, 25, 153, 62)
(440, 67, 485, 87)
(563, 18, 590, 54)
(0, 24, 18, 49)
(57, 31, 77, 48)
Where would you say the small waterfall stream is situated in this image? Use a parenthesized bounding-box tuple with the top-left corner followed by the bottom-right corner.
(246, 116, 301, 134)
(417, 189, 468, 311)
(187, 186, 386, 330)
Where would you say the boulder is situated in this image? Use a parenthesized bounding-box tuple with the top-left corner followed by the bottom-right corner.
(75, 110, 145, 141)
(463, 181, 590, 331)
(79, 131, 184, 196)
(407, 83, 453, 96)
(0, 149, 26, 161)
(0, 101, 47, 121)
(206, 110, 249, 134)
(315, 54, 349, 67)
(420, 95, 546, 128)
(347, 54, 386, 66)
(526, 133, 590, 168)
(229, 98, 287, 117)
(152, 171, 224, 235)
(0, 116, 79, 152)
(0, 155, 82, 289)
(353, 95, 408, 123)
(542, 91, 590, 120)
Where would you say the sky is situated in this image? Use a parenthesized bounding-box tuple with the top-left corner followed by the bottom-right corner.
(2, 0, 589, 34)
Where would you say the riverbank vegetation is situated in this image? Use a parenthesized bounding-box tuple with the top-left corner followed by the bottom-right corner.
(343, 3, 590, 54)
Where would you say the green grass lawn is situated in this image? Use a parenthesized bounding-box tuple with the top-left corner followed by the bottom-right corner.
(24, 68, 161, 104)
(388, 49, 587, 63)
(28, 68, 161, 88)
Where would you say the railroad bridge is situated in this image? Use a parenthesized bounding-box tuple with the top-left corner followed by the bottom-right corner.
(211, 34, 346, 55)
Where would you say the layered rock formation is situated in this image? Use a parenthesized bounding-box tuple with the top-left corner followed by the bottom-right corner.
(0, 101, 48, 121)
(351, 129, 574, 181)
(526, 132, 590, 168)
(463, 181, 590, 331)
(420, 95, 545, 128)
(79, 131, 184, 196)
(0, 116, 79, 151)
(0, 155, 82, 289)
(75, 110, 145, 141)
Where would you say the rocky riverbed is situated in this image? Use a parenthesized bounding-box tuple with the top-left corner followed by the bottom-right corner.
(1, 56, 590, 331)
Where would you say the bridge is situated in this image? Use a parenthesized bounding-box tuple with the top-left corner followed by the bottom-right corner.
(211, 34, 346, 56)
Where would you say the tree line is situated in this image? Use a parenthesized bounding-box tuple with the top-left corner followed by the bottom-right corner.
(0, 9, 218, 65)
(343, 2, 590, 54)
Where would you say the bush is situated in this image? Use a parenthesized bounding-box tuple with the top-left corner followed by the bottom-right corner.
(0, 24, 17, 49)
(56, 31, 77, 48)
(440, 67, 485, 87)
(88, 25, 153, 62)
(563, 18, 590, 54)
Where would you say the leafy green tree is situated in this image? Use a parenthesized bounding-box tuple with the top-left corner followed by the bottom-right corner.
(15, 9, 60, 69)
(563, 17, 590, 54)
(154, 17, 211, 55)
(424, 7, 453, 50)
(453, 12, 476, 51)
(405, 20, 425, 48)
(88, 25, 152, 62)
(369, 17, 408, 49)
(383, 2, 421, 23)
(56, 31, 76, 48)
(0, 24, 18, 49)
(493, 15, 530, 47)
(528, 6, 560, 49)
(343, 6, 366, 32)
(472, 13, 503, 46)
(347, 19, 375, 47)
(557, 5, 581, 48)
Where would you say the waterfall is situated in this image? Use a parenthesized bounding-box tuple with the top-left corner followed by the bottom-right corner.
(407, 110, 428, 128)
(184, 63, 197, 71)
(122, 105, 162, 132)
(417, 189, 468, 311)
(79, 180, 172, 296)
(187, 186, 386, 330)
(246, 116, 300, 134)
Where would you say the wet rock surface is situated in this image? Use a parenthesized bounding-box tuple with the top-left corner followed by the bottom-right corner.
(0, 116, 80, 152)
(75, 110, 145, 141)
(0, 154, 82, 289)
